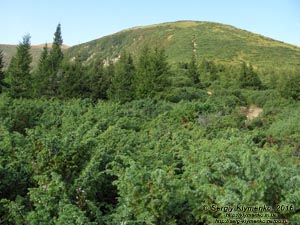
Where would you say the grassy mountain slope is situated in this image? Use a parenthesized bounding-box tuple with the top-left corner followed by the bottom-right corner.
(66, 21, 300, 71)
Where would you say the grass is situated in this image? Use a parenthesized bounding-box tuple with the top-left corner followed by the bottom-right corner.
(65, 21, 300, 72)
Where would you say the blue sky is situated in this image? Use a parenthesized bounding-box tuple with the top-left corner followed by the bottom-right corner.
(1, 0, 299, 46)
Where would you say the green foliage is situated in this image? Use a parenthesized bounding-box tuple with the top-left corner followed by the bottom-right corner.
(0, 50, 5, 93)
(199, 59, 218, 87)
(135, 46, 171, 98)
(267, 103, 300, 144)
(278, 71, 300, 100)
(108, 51, 135, 102)
(33, 44, 50, 96)
(46, 24, 64, 97)
(0, 94, 299, 224)
(55, 201, 94, 225)
(5, 34, 32, 98)
(87, 59, 111, 101)
(241, 89, 286, 107)
(0, 126, 34, 200)
(238, 62, 262, 89)
(181, 138, 299, 224)
(0, 96, 46, 134)
(49, 23, 64, 73)
(187, 51, 200, 85)
(58, 56, 89, 98)
(164, 87, 208, 103)
(1, 21, 300, 225)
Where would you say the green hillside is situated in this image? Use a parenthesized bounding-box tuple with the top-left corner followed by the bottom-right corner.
(66, 20, 300, 71)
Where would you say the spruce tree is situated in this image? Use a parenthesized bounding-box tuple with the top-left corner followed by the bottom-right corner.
(38, 44, 49, 75)
(88, 59, 111, 101)
(108, 51, 135, 102)
(0, 50, 5, 93)
(6, 34, 32, 98)
(188, 52, 200, 85)
(199, 59, 218, 87)
(49, 23, 63, 72)
(34, 43, 49, 96)
(47, 23, 64, 96)
(279, 71, 300, 100)
(239, 62, 262, 89)
(135, 46, 170, 98)
(59, 55, 88, 98)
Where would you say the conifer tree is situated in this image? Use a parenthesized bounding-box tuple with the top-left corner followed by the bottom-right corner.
(239, 62, 262, 89)
(34, 43, 49, 96)
(0, 50, 5, 93)
(59, 55, 88, 98)
(88, 59, 111, 101)
(49, 23, 63, 73)
(135, 46, 170, 98)
(188, 52, 200, 85)
(47, 23, 64, 96)
(279, 71, 300, 100)
(108, 51, 135, 102)
(38, 44, 49, 74)
(6, 34, 32, 98)
(199, 59, 218, 87)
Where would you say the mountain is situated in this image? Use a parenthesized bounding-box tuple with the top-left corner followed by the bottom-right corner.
(66, 20, 300, 71)
(1, 21, 300, 71)
(0, 44, 69, 69)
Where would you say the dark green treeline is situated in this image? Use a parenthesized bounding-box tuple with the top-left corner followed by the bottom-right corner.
(2, 24, 299, 101)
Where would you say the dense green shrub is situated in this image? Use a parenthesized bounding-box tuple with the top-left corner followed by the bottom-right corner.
(278, 71, 300, 101)
(0, 94, 299, 224)
(164, 87, 208, 103)
(0, 95, 47, 134)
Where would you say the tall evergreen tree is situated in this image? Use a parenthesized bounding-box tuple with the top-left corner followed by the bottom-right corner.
(238, 62, 262, 89)
(0, 50, 5, 93)
(279, 71, 300, 100)
(34, 43, 50, 96)
(108, 51, 135, 102)
(49, 23, 63, 73)
(187, 52, 200, 85)
(87, 58, 112, 101)
(135, 46, 170, 98)
(6, 34, 32, 98)
(59, 55, 88, 98)
(38, 44, 49, 74)
(199, 59, 218, 87)
(47, 23, 64, 96)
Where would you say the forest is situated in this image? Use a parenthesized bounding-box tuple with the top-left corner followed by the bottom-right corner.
(0, 24, 300, 225)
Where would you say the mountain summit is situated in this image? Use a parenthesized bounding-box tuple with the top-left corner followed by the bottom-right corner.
(66, 20, 300, 71)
